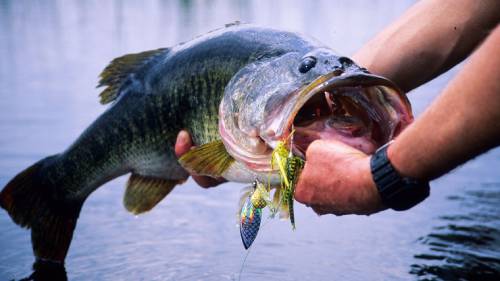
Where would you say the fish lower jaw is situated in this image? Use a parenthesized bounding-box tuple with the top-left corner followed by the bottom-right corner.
(222, 161, 280, 185)
(223, 144, 274, 171)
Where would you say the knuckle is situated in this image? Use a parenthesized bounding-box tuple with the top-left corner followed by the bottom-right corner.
(331, 208, 347, 216)
(294, 187, 311, 204)
(305, 140, 327, 160)
(174, 131, 193, 157)
(312, 206, 328, 216)
(198, 181, 214, 188)
(194, 176, 218, 188)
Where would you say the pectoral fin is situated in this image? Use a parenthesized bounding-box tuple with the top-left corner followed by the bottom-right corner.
(124, 174, 182, 215)
(178, 140, 234, 178)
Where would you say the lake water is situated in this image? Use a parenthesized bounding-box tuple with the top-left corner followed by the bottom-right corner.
(1, 1, 499, 280)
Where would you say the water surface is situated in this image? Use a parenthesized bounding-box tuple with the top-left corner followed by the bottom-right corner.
(1, 1, 499, 280)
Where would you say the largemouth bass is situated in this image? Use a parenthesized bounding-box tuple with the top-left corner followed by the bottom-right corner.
(0, 24, 413, 262)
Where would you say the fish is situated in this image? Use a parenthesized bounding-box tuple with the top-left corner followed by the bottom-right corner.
(0, 23, 413, 263)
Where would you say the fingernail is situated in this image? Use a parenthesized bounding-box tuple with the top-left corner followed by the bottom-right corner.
(176, 130, 189, 145)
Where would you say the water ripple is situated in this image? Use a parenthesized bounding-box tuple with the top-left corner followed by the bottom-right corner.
(411, 181, 500, 281)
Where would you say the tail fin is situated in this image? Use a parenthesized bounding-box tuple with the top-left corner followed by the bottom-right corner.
(0, 155, 83, 262)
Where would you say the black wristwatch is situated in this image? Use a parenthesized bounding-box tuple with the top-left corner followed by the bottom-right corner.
(370, 141, 430, 211)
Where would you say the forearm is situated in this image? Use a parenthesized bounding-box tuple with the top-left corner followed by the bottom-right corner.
(388, 25, 500, 181)
(352, 0, 500, 92)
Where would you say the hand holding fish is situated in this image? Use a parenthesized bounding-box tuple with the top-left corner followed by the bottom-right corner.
(294, 139, 383, 216)
(175, 130, 226, 188)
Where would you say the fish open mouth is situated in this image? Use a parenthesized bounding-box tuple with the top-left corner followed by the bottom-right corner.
(220, 71, 412, 172)
(284, 73, 413, 157)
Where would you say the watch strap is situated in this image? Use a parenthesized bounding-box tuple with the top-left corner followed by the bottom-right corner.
(371, 143, 430, 211)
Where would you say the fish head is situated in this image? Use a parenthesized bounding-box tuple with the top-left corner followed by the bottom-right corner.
(219, 48, 413, 172)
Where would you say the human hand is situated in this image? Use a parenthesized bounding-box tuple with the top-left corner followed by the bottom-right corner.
(294, 139, 385, 215)
(174, 130, 226, 188)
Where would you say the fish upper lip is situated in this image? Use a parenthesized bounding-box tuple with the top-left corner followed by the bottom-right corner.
(293, 72, 408, 124)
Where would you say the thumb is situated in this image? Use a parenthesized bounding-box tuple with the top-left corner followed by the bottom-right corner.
(175, 130, 193, 158)
(307, 139, 366, 158)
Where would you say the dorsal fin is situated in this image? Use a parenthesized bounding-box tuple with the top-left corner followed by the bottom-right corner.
(178, 140, 235, 177)
(123, 173, 182, 215)
(97, 48, 168, 104)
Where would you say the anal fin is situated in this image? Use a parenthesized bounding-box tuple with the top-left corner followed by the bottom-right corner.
(124, 174, 181, 215)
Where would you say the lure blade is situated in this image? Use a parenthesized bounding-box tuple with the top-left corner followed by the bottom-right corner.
(239, 196, 262, 249)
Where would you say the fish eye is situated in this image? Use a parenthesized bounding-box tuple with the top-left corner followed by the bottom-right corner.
(298, 56, 317, 73)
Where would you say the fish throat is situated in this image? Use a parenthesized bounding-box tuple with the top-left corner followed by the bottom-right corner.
(291, 83, 405, 156)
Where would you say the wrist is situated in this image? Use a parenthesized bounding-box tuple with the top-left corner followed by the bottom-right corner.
(387, 138, 428, 181)
(371, 142, 430, 211)
(350, 156, 385, 214)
